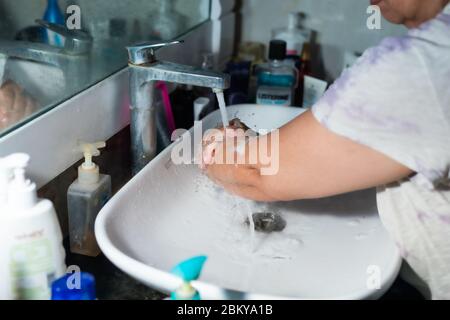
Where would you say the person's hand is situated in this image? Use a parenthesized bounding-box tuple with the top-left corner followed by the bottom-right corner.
(200, 126, 247, 169)
(0, 80, 37, 131)
(199, 123, 275, 201)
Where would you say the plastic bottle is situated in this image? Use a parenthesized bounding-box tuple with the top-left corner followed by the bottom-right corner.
(43, 0, 65, 47)
(52, 272, 96, 300)
(272, 12, 311, 56)
(67, 142, 111, 257)
(0, 153, 66, 300)
(256, 40, 297, 106)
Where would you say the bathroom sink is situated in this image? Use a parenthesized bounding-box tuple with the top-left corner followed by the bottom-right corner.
(95, 104, 401, 300)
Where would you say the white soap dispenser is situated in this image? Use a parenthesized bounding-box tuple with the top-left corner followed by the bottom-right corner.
(0, 153, 66, 300)
(67, 141, 111, 257)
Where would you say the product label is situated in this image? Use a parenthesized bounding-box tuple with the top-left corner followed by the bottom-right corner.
(256, 90, 292, 106)
(258, 73, 295, 88)
(302, 76, 328, 109)
(9, 238, 55, 300)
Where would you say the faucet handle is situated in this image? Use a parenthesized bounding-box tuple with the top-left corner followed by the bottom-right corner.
(126, 40, 184, 65)
(36, 19, 92, 55)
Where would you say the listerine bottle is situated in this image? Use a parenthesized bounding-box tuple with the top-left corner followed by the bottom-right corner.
(256, 40, 297, 106)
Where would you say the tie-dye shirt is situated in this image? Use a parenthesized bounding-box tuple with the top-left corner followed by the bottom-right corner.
(312, 5, 450, 299)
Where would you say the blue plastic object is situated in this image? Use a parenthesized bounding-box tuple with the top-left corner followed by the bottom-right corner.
(51, 272, 96, 300)
(43, 0, 65, 46)
(171, 256, 207, 282)
(170, 256, 207, 300)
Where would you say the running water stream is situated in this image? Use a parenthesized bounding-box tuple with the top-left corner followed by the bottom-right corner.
(215, 90, 229, 129)
(215, 90, 256, 253)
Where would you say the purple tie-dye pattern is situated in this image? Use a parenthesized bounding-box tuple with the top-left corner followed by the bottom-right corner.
(342, 103, 421, 134)
(319, 69, 353, 108)
(438, 215, 450, 224)
(438, 13, 450, 25)
(417, 211, 430, 223)
(417, 21, 432, 32)
(313, 69, 354, 127)
(365, 37, 412, 65)
(316, 36, 413, 124)
(413, 157, 443, 186)
(395, 241, 410, 259)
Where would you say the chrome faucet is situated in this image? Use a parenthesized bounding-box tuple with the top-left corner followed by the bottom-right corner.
(126, 40, 231, 175)
(0, 19, 92, 91)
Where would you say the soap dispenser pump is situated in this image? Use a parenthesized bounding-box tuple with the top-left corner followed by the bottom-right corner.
(68, 141, 111, 257)
(0, 153, 66, 300)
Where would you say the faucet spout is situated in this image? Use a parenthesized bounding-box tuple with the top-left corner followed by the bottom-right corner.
(0, 40, 70, 68)
(133, 61, 230, 90)
(0, 20, 92, 93)
(127, 40, 231, 175)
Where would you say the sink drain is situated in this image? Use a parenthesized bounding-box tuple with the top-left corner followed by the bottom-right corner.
(245, 212, 286, 233)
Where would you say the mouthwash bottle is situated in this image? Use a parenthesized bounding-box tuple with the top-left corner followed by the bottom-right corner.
(256, 40, 297, 106)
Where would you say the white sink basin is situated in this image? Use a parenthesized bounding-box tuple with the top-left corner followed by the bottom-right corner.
(95, 104, 401, 300)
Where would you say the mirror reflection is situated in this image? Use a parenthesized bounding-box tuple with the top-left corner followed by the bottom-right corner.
(0, 0, 210, 136)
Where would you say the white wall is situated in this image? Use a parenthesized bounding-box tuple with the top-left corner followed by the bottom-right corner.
(240, 0, 407, 80)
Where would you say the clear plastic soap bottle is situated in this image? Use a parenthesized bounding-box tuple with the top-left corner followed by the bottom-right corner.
(68, 141, 111, 257)
(256, 40, 297, 106)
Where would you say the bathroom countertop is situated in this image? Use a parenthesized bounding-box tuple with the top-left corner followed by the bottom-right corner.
(64, 238, 423, 300)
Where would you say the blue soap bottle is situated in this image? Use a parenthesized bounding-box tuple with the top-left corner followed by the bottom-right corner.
(43, 0, 65, 46)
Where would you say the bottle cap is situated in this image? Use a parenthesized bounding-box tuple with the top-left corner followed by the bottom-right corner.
(77, 141, 105, 185)
(269, 40, 287, 61)
(51, 272, 96, 300)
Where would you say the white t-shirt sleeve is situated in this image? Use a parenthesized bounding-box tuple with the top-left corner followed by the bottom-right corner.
(312, 35, 450, 187)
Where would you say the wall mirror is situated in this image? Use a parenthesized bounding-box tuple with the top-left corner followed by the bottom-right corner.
(0, 0, 211, 137)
